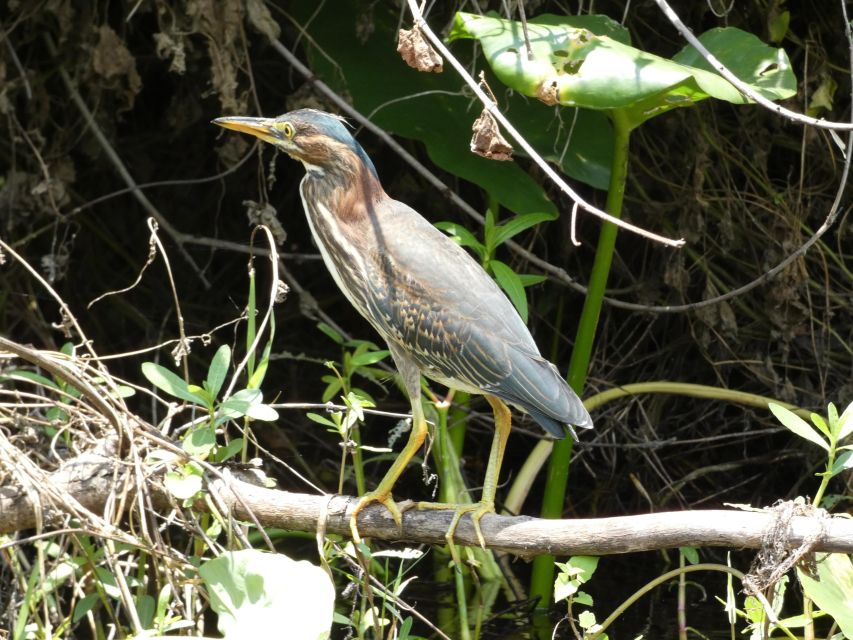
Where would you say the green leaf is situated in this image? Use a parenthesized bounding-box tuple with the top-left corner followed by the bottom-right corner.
(569, 556, 599, 582)
(246, 403, 278, 422)
(451, 13, 796, 129)
(492, 212, 556, 247)
(317, 322, 344, 345)
(306, 412, 338, 429)
(220, 388, 262, 414)
(218, 388, 277, 422)
(811, 412, 831, 439)
(491, 260, 528, 323)
(768, 10, 790, 43)
(797, 553, 853, 637)
(435, 222, 486, 260)
(135, 594, 155, 629)
(164, 469, 203, 500)
(141, 362, 207, 405)
(108, 385, 136, 399)
(321, 378, 342, 404)
(577, 610, 598, 630)
(206, 344, 231, 400)
(679, 546, 699, 565)
(836, 400, 853, 441)
(2, 370, 60, 390)
(73, 593, 99, 623)
(247, 339, 272, 390)
(199, 549, 334, 639)
(553, 571, 578, 602)
(183, 426, 216, 457)
(769, 403, 829, 451)
(830, 450, 853, 477)
(517, 273, 547, 287)
(216, 438, 245, 463)
(349, 350, 390, 368)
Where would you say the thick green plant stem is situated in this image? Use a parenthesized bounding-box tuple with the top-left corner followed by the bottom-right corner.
(530, 110, 632, 609)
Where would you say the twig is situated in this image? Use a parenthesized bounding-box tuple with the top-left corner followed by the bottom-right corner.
(43, 34, 212, 289)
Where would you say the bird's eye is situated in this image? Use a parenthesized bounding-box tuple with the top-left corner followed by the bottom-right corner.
(277, 122, 294, 138)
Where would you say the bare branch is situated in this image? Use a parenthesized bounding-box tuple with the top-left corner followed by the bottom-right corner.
(3, 454, 852, 558)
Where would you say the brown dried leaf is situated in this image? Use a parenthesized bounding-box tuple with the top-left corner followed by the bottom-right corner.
(246, 0, 280, 41)
(470, 110, 513, 161)
(153, 32, 187, 75)
(188, 0, 247, 113)
(92, 25, 142, 110)
(397, 26, 442, 73)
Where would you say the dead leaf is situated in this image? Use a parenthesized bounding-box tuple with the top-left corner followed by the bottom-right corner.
(397, 26, 442, 73)
(470, 110, 512, 161)
(153, 32, 187, 75)
(92, 25, 142, 110)
(246, 0, 280, 41)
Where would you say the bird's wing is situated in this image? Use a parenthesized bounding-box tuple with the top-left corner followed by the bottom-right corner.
(362, 198, 591, 433)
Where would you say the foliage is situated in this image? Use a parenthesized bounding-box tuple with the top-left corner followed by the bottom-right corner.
(0, 0, 850, 638)
(450, 13, 797, 129)
(199, 549, 335, 639)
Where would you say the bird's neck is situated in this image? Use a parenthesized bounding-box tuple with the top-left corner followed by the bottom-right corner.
(300, 149, 385, 225)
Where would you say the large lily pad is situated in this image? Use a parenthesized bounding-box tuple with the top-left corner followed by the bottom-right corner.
(449, 12, 796, 130)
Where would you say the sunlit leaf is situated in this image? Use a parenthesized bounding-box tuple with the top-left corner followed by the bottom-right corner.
(451, 13, 796, 129)
(492, 212, 556, 248)
(769, 403, 829, 451)
(200, 549, 334, 639)
(141, 362, 206, 405)
(206, 344, 231, 400)
(798, 553, 853, 637)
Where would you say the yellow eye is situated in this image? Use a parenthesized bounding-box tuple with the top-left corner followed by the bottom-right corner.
(277, 122, 294, 138)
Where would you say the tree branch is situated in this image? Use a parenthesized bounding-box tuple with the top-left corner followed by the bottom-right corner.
(2, 452, 851, 558)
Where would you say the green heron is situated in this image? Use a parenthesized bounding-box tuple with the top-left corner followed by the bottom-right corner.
(214, 109, 592, 547)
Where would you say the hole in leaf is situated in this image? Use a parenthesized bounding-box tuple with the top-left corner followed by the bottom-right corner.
(553, 49, 569, 57)
(506, 47, 518, 55)
(759, 62, 779, 76)
(563, 60, 583, 74)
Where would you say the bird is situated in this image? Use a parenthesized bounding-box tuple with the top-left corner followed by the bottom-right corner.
(213, 108, 593, 549)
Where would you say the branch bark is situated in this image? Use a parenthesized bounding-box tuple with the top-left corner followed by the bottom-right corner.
(2, 453, 851, 558)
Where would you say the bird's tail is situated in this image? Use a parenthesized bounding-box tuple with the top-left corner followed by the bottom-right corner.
(495, 354, 593, 439)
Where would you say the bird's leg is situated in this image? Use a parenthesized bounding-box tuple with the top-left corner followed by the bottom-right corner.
(350, 346, 427, 543)
(349, 403, 427, 542)
(419, 395, 512, 559)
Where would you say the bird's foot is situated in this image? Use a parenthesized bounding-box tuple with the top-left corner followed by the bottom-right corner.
(350, 490, 408, 544)
(417, 500, 495, 569)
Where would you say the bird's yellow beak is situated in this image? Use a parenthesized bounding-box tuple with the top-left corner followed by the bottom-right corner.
(213, 116, 279, 146)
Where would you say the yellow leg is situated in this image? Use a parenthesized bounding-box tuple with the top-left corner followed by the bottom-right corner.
(349, 406, 427, 542)
(420, 395, 512, 560)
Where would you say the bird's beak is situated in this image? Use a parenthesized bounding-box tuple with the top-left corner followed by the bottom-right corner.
(213, 116, 279, 146)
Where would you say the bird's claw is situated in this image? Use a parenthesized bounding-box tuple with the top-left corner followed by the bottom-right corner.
(350, 491, 408, 543)
(417, 500, 495, 569)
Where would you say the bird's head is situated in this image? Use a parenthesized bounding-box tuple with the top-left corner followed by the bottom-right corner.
(213, 108, 377, 178)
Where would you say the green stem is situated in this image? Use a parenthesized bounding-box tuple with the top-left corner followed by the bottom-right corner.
(448, 390, 470, 458)
(506, 383, 809, 516)
(587, 564, 796, 640)
(530, 110, 631, 609)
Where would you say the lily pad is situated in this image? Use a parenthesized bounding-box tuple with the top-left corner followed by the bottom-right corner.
(450, 12, 796, 130)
